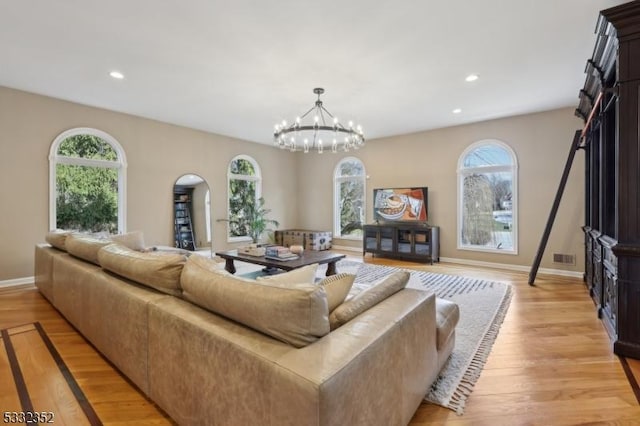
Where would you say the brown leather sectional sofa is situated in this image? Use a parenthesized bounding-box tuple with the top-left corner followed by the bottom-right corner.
(35, 233, 458, 425)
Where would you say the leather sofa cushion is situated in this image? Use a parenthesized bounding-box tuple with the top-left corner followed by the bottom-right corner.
(186, 254, 228, 272)
(180, 256, 330, 348)
(98, 244, 186, 297)
(317, 273, 356, 312)
(329, 271, 409, 330)
(66, 234, 113, 265)
(45, 230, 72, 251)
(256, 265, 354, 312)
(111, 230, 146, 251)
(257, 263, 318, 284)
(435, 298, 459, 350)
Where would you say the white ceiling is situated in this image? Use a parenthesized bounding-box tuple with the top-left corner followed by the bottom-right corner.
(0, 0, 626, 145)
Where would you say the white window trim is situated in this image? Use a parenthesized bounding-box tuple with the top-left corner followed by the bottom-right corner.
(226, 154, 262, 242)
(457, 139, 518, 254)
(49, 127, 127, 233)
(333, 156, 366, 240)
(205, 189, 211, 243)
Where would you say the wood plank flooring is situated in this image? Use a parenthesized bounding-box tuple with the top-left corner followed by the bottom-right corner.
(1, 254, 639, 425)
(0, 285, 173, 425)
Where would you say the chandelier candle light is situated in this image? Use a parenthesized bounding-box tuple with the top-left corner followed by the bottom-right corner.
(274, 88, 365, 153)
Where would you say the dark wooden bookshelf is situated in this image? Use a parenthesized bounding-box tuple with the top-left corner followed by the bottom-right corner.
(578, 1, 640, 359)
(173, 188, 195, 251)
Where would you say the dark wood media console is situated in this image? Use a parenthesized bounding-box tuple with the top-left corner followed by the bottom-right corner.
(363, 223, 439, 264)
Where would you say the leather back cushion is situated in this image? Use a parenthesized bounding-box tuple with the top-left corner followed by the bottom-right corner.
(98, 244, 186, 296)
(329, 271, 410, 330)
(180, 256, 330, 348)
(256, 263, 318, 284)
(186, 254, 228, 272)
(45, 230, 72, 251)
(111, 230, 146, 251)
(256, 263, 356, 312)
(66, 234, 113, 265)
(256, 265, 353, 312)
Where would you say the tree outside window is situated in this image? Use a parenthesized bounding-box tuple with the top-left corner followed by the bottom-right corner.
(334, 158, 366, 238)
(50, 129, 126, 233)
(458, 141, 517, 253)
(227, 156, 261, 240)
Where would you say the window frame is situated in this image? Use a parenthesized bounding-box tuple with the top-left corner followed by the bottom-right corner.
(205, 189, 211, 243)
(333, 156, 366, 240)
(49, 127, 127, 233)
(226, 154, 262, 243)
(457, 139, 518, 254)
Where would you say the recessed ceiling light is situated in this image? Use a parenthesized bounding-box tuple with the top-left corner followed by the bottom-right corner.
(452, 108, 462, 114)
(465, 74, 479, 82)
(109, 70, 124, 79)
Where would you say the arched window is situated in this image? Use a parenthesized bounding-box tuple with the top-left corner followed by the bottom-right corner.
(334, 157, 366, 239)
(457, 140, 517, 253)
(227, 155, 261, 241)
(49, 128, 127, 233)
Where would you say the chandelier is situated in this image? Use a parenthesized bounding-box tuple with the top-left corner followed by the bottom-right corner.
(273, 88, 365, 153)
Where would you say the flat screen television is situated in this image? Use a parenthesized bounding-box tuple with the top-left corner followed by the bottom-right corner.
(373, 187, 428, 223)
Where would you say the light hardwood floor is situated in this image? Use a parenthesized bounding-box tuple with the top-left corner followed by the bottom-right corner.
(1, 254, 639, 425)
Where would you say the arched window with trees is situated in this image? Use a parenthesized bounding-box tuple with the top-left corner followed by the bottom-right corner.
(49, 128, 127, 233)
(334, 157, 366, 239)
(457, 140, 517, 253)
(227, 155, 262, 241)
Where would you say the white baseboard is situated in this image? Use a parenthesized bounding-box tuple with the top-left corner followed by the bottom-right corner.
(0, 276, 35, 288)
(440, 257, 583, 279)
(332, 244, 362, 253)
(334, 243, 583, 279)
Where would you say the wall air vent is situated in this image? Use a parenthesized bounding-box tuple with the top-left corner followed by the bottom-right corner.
(553, 253, 575, 265)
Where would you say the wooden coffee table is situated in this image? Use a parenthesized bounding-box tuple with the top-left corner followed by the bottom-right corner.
(215, 250, 346, 276)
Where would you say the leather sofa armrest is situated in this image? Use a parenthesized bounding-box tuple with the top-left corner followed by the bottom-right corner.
(271, 289, 438, 426)
(146, 287, 439, 425)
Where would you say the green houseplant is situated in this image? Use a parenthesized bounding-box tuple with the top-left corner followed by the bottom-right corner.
(225, 197, 280, 243)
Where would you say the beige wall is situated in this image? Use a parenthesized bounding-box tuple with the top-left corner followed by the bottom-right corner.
(296, 107, 585, 273)
(0, 86, 298, 281)
(0, 85, 585, 280)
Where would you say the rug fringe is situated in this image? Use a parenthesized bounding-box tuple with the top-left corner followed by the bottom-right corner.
(444, 284, 514, 415)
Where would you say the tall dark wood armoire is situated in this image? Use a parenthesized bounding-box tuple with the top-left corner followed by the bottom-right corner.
(578, 0, 640, 359)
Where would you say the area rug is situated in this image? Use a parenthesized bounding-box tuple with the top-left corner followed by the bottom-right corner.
(317, 260, 513, 415)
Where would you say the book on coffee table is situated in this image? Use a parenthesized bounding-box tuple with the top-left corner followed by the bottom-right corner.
(264, 253, 299, 261)
(265, 245, 291, 257)
(239, 246, 266, 256)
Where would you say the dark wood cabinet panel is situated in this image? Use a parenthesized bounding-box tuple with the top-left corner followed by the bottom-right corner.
(579, 1, 640, 359)
(363, 223, 439, 264)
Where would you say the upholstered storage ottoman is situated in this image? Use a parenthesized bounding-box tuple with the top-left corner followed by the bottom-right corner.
(304, 230, 332, 251)
(275, 229, 333, 251)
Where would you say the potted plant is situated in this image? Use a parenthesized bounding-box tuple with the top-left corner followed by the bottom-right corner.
(224, 197, 280, 244)
(245, 197, 280, 244)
